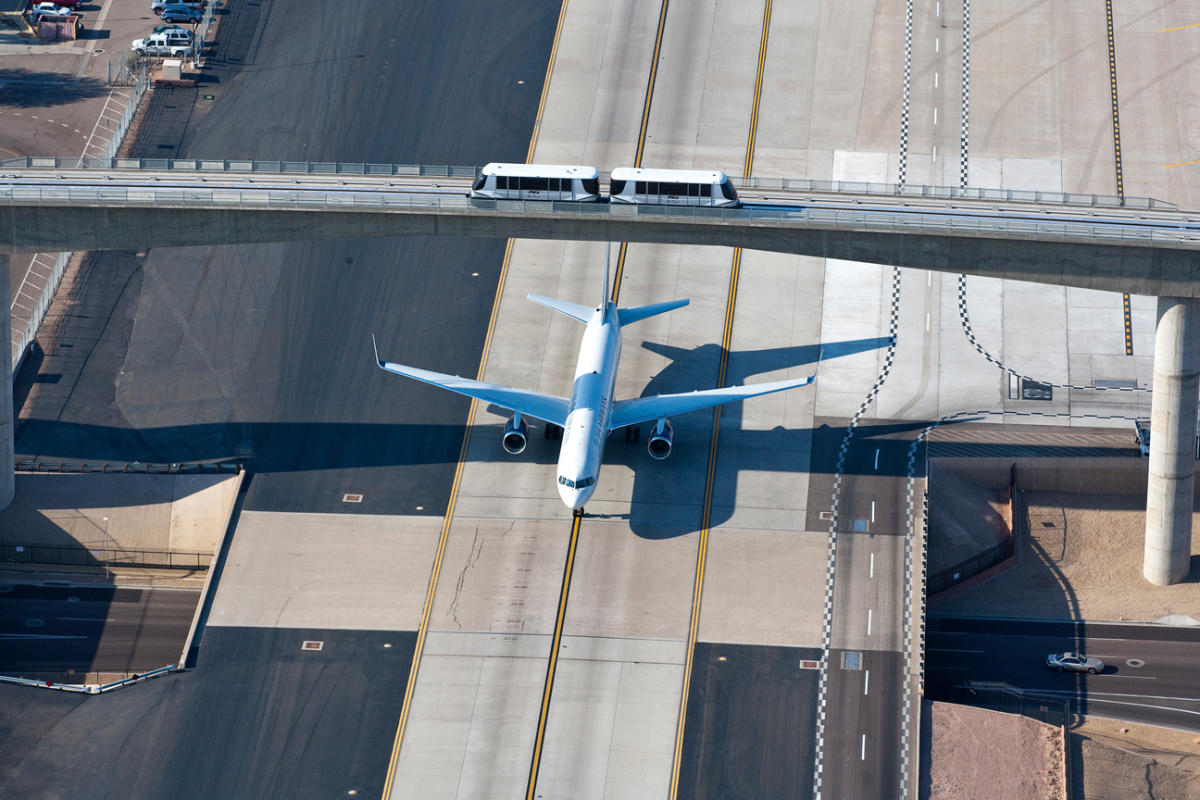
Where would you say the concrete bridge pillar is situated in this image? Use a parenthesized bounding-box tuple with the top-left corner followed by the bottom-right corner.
(0, 253, 12, 510)
(1145, 296, 1200, 585)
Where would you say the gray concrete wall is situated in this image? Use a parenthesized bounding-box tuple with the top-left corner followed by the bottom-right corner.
(3, 204, 1200, 296)
(931, 457, 1157, 496)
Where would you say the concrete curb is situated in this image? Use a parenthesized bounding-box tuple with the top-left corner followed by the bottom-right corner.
(177, 467, 245, 669)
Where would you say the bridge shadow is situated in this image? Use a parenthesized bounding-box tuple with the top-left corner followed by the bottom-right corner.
(0, 68, 110, 108)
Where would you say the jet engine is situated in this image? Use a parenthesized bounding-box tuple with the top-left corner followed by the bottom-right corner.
(503, 414, 528, 454)
(647, 418, 674, 460)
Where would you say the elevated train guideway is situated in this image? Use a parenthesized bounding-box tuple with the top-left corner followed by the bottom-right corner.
(3, 160, 1200, 297)
(2, 159, 1200, 586)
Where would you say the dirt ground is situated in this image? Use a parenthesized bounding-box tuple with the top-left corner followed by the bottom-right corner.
(933, 491, 1200, 622)
(925, 486, 1200, 798)
(1069, 718, 1200, 800)
(921, 701, 1063, 800)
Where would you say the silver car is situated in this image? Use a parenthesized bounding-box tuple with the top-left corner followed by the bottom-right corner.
(1047, 652, 1104, 674)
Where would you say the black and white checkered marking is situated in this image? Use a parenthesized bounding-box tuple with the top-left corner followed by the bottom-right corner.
(957, 273, 1149, 393)
(897, 0, 914, 188)
(813, 267, 901, 800)
(959, 0, 971, 189)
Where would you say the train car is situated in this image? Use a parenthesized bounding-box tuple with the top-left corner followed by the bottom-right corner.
(468, 163, 601, 201)
(608, 167, 739, 207)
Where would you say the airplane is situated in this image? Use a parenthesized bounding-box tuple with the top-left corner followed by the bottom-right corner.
(373, 245, 817, 513)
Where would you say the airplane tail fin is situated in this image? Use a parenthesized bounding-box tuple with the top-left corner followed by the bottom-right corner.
(602, 242, 611, 322)
(617, 298, 689, 327)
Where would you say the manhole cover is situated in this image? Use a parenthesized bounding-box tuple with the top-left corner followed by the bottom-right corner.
(1126, 658, 1145, 668)
(26, 618, 44, 628)
(92, 49, 104, 55)
(203, 94, 215, 100)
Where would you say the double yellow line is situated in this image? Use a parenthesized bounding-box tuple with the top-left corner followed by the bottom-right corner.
(610, 0, 671, 307)
(378, 3, 570, 798)
(525, 4, 670, 797)
(668, 2, 772, 797)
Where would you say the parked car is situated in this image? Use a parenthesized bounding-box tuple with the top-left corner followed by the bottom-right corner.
(29, 2, 74, 21)
(131, 28, 193, 57)
(159, 5, 202, 23)
(151, 0, 203, 10)
(1046, 652, 1104, 674)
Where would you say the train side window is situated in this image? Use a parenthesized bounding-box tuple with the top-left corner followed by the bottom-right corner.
(635, 181, 647, 194)
(523, 176, 549, 191)
(663, 182, 687, 196)
(496, 176, 508, 190)
(700, 184, 711, 197)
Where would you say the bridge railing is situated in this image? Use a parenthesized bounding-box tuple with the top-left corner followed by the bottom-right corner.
(1, 157, 1177, 210)
(2, 184, 1195, 245)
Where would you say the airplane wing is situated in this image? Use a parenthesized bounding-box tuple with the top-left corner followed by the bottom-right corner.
(608, 374, 815, 431)
(375, 344, 570, 426)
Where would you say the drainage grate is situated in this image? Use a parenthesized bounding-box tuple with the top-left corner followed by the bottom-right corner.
(301, 640, 324, 651)
(342, 493, 363, 503)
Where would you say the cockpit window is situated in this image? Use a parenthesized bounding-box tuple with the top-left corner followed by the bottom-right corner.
(559, 475, 595, 489)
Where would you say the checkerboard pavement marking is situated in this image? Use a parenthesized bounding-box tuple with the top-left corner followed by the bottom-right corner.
(957, 273, 1149, 393)
(812, 267, 901, 799)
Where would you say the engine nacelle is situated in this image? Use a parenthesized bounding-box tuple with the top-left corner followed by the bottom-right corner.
(502, 414, 528, 455)
(647, 418, 674, 460)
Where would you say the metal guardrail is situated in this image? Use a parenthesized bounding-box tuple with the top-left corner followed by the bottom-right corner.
(0, 664, 177, 694)
(0, 157, 1176, 210)
(1, 186, 1195, 246)
(927, 537, 1015, 593)
(15, 459, 241, 474)
(934, 683, 1074, 728)
(1, 542, 212, 570)
(11, 251, 68, 376)
(9, 68, 150, 375)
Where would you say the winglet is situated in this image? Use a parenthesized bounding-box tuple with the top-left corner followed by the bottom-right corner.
(371, 333, 383, 368)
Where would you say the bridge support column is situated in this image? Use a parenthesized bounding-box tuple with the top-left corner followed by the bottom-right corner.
(0, 253, 12, 511)
(1145, 296, 1200, 585)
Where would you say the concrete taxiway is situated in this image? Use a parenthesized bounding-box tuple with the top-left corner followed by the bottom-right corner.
(4, 1, 1200, 799)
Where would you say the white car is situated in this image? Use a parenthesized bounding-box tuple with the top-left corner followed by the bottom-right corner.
(131, 28, 193, 57)
(1046, 652, 1104, 674)
(30, 3, 74, 21)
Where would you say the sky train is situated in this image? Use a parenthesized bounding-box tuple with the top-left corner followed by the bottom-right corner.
(469, 163, 740, 207)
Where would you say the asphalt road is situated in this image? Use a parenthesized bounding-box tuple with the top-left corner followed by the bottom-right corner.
(16, 0, 560, 518)
(677, 643, 821, 800)
(0, 582, 198, 675)
(0, 627, 415, 800)
(926, 616, 1200, 731)
(4, 3, 560, 799)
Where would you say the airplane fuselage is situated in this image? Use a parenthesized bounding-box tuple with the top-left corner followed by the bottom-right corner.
(556, 302, 621, 509)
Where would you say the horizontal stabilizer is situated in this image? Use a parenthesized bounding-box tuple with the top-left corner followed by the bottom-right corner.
(527, 294, 596, 323)
(617, 298, 689, 327)
(609, 373, 815, 431)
